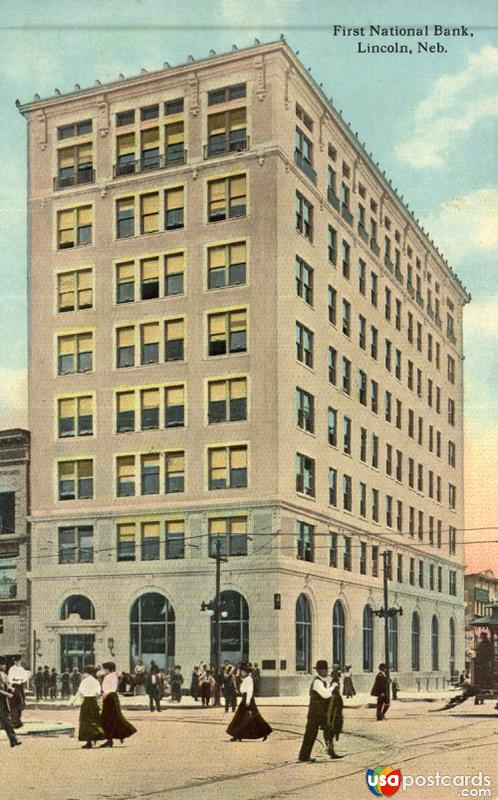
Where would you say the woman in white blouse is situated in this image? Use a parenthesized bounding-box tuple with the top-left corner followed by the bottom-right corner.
(226, 663, 272, 742)
(100, 661, 136, 747)
(69, 665, 105, 749)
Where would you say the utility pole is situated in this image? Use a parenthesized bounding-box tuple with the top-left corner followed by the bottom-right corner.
(382, 550, 391, 704)
(201, 538, 227, 706)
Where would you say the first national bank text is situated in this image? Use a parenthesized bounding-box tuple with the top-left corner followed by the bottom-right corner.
(333, 25, 472, 54)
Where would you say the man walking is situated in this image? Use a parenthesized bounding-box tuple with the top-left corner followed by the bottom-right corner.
(0, 658, 21, 747)
(8, 655, 28, 727)
(298, 660, 335, 762)
(371, 663, 389, 720)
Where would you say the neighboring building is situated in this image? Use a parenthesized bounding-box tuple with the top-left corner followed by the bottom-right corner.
(464, 570, 498, 666)
(0, 429, 30, 664)
(19, 39, 468, 692)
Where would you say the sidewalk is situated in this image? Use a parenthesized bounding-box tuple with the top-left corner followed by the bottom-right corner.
(26, 687, 459, 711)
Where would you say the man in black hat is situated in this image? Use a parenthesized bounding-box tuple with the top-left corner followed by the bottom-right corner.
(0, 657, 21, 747)
(298, 659, 335, 762)
(371, 663, 389, 720)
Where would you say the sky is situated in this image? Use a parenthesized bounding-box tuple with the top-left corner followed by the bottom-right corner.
(0, 0, 496, 572)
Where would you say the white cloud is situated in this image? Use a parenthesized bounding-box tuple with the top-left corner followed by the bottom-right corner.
(464, 295, 498, 338)
(396, 45, 498, 168)
(0, 369, 27, 430)
(421, 186, 498, 264)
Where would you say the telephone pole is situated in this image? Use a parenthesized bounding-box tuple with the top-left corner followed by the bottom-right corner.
(201, 538, 227, 706)
(373, 550, 403, 705)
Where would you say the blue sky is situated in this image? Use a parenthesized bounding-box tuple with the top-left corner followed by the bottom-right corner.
(0, 0, 496, 568)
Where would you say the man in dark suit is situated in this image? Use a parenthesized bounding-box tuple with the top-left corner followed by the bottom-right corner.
(0, 658, 21, 747)
(371, 663, 389, 720)
(298, 659, 335, 762)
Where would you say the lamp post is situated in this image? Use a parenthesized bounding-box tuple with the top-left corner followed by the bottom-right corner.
(373, 550, 403, 704)
(200, 538, 227, 706)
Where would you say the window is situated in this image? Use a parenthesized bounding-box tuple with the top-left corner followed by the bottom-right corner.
(342, 299, 351, 337)
(0, 493, 15, 534)
(408, 458, 414, 488)
(209, 517, 248, 557)
(165, 186, 184, 230)
(358, 315, 366, 349)
(370, 272, 378, 306)
(58, 119, 92, 139)
(419, 560, 424, 588)
(363, 605, 374, 671)
(296, 452, 315, 497)
(165, 318, 185, 361)
(328, 347, 337, 384)
(57, 269, 92, 312)
(360, 482, 367, 517)
(296, 520, 314, 562)
(295, 192, 313, 240)
(328, 226, 337, 264)
(343, 416, 352, 455)
(207, 107, 247, 155)
(386, 443, 393, 476)
(329, 532, 338, 566)
(358, 259, 366, 294)
(116, 326, 135, 368)
(116, 455, 135, 497)
(209, 378, 247, 423)
(342, 240, 350, 279)
(395, 349, 401, 380)
(397, 553, 403, 582)
(396, 450, 402, 482)
(165, 384, 185, 428)
(328, 286, 337, 325)
(116, 262, 135, 303)
(343, 475, 352, 512)
(370, 326, 378, 360)
(372, 488, 379, 522)
(342, 357, 351, 394)
(449, 570, 457, 596)
(165, 451, 185, 493)
(385, 391, 392, 422)
(296, 256, 313, 304)
(386, 495, 393, 527)
(208, 445, 247, 489)
(58, 332, 93, 374)
(116, 132, 136, 175)
(385, 339, 392, 371)
(58, 459, 93, 500)
(296, 594, 312, 672)
(395, 299, 402, 330)
(116, 110, 135, 127)
(328, 467, 337, 506)
(449, 483, 456, 510)
(449, 526, 456, 555)
(372, 545, 379, 577)
(140, 453, 160, 496)
(448, 398, 455, 426)
(409, 557, 415, 585)
(429, 564, 435, 590)
(140, 322, 160, 364)
(208, 242, 246, 289)
(141, 104, 159, 121)
(447, 355, 455, 384)
(140, 192, 160, 234)
(166, 520, 185, 559)
(57, 206, 92, 248)
(359, 370, 367, 406)
(165, 97, 184, 115)
(371, 380, 378, 413)
(141, 522, 160, 560)
(163, 252, 185, 295)
(385, 287, 391, 320)
(296, 387, 314, 433)
(117, 523, 136, 562)
(140, 389, 160, 429)
(58, 395, 93, 437)
(343, 535, 352, 569)
(428, 332, 433, 362)
(396, 399, 402, 430)
(360, 542, 367, 574)
(116, 391, 135, 433)
(58, 525, 93, 563)
(431, 616, 439, 670)
(333, 601, 346, 669)
(295, 127, 314, 178)
(411, 612, 420, 671)
(209, 310, 246, 356)
(208, 175, 246, 222)
(139, 256, 160, 300)
(328, 407, 337, 446)
(165, 120, 185, 165)
(208, 83, 246, 105)
(116, 197, 135, 238)
(295, 322, 313, 367)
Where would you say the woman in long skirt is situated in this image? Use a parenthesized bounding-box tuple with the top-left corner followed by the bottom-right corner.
(70, 664, 105, 749)
(100, 662, 136, 747)
(226, 663, 272, 741)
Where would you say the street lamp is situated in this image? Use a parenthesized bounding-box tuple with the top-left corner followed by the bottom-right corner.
(372, 551, 403, 703)
(200, 538, 227, 705)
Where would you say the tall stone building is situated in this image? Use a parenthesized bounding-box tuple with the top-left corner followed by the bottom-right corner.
(19, 39, 468, 692)
(0, 429, 30, 664)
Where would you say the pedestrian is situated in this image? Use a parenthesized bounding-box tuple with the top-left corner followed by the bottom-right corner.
(70, 667, 81, 695)
(199, 667, 215, 707)
(99, 662, 136, 747)
(0, 658, 21, 748)
(298, 659, 335, 762)
(34, 667, 44, 701)
(170, 665, 183, 702)
(222, 664, 237, 714)
(392, 679, 399, 701)
(61, 669, 71, 700)
(49, 668, 58, 700)
(252, 662, 261, 697)
(42, 665, 50, 699)
(190, 665, 199, 701)
(7, 655, 27, 727)
(133, 662, 146, 696)
(70, 664, 105, 749)
(324, 679, 344, 758)
(371, 663, 390, 721)
(226, 663, 272, 742)
(342, 665, 356, 698)
(146, 662, 162, 712)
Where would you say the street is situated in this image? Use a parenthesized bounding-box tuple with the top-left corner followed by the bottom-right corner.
(1, 701, 497, 800)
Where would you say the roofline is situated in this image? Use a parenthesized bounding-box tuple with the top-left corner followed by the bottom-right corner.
(16, 36, 470, 302)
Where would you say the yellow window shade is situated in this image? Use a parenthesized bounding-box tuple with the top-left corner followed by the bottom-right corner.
(230, 446, 247, 469)
(117, 392, 135, 413)
(142, 521, 160, 539)
(58, 209, 74, 231)
(166, 451, 184, 472)
(208, 112, 226, 136)
(208, 314, 226, 336)
(166, 319, 183, 339)
(77, 206, 92, 226)
(58, 336, 74, 356)
(78, 396, 93, 415)
(58, 272, 75, 293)
(117, 133, 135, 155)
(230, 310, 246, 330)
(208, 246, 226, 269)
(208, 180, 225, 202)
(231, 517, 247, 535)
(141, 388, 159, 408)
(141, 454, 159, 469)
(229, 175, 246, 198)
(77, 332, 93, 352)
(141, 323, 159, 344)
(59, 398, 75, 418)
(78, 459, 93, 478)
(165, 121, 184, 144)
(118, 327, 135, 347)
(229, 107, 246, 129)
(78, 270, 92, 290)
(230, 242, 246, 263)
(141, 127, 159, 148)
(209, 517, 227, 536)
(141, 258, 159, 280)
(167, 520, 184, 536)
(165, 187, 183, 210)
(117, 455, 135, 478)
(209, 448, 226, 470)
(208, 381, 226, 402)
(58, 148, 75, 168)
(59, 461, 75, 479)
(117, 262, 135, 281)
(165, 385, 184, 405)
(78, 142, 92, 163)
(165, 252, 184, 275)
(141, 193, 159, 214)
(230, 378, 247, 399)
(118, 523, 136, 541)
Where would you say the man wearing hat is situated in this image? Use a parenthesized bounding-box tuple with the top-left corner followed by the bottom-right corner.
(371, 663, 389, 720)
(0, 657, 21, 747)
(298, 659, 336, 762)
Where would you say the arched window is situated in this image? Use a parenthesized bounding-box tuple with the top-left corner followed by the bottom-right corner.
(363, 605, 374, 672)
(130, 592, 175, 671)
(61, 594, 95, 620)
(449, 617, 456, 678)
(411, 612, 420, 671)
(388, 614, 398, 671)
(296, 594, 312, 672)
(213, 590, 249, 664)
(431, 615, 439, 671)
(332, 600, 346, 668)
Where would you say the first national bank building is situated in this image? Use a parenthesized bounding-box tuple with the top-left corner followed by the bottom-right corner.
(19, 39, 468, 694)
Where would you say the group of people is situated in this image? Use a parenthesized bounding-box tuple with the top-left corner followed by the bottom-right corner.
(190, 660, 262, 710)
(33, 665, 82, 700)
(69, 662, 136, 749)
